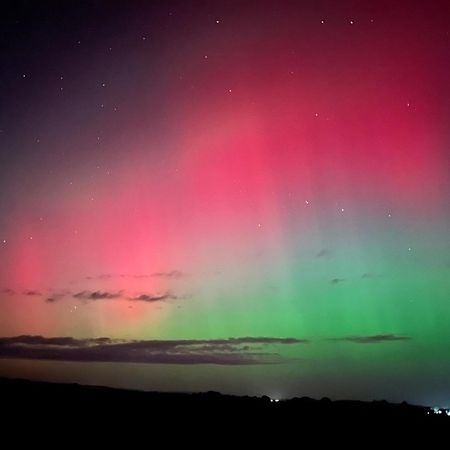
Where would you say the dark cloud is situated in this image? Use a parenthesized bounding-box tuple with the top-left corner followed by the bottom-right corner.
(361, 273, 372, 279)
(316, 249, 332, 258)
(129, 293, 175, 302)
(45, 289, 184, 304)
(0, 335, 307, 365)
(1, 288, 16, 295)
(73, 290, 123, 300)
(330, 278, 345, 285)
(330, 334, 412, 344)
(23, 290, 42, 296)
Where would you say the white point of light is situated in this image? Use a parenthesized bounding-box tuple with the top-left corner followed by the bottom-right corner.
(350, 20, 354, 25)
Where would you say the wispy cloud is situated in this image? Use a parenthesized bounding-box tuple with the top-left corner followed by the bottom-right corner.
(23, 290, 42, 296)
(329, 334, 412, 344)
(129, 293, 176, 302)
(0, 335, 307, 365)
(316, 249, 332, 258)
(330, 278, 345, 285)
(85, 270, 185, 281)
(73, 290, 123, 300)
(1, 288, 16, 295)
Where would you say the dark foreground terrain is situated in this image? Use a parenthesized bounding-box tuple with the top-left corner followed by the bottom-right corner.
(1, 376, 448, 430)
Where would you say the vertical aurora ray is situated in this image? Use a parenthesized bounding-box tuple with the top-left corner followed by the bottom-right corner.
(0, 0, 449, 405)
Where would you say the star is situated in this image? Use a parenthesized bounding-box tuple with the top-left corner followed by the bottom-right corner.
(305, 200, 309, 205)
(320, 20, 325, 24)
(349, 20, 354, 25)
(101, 82, 106, 87)
(2, 239, 6, 244)
(340, 208, 345, 212)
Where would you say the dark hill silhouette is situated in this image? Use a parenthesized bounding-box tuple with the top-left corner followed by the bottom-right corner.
(1, 376, 448, 430)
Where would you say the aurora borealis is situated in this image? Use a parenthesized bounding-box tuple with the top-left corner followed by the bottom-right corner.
(1, 0, 450, 406)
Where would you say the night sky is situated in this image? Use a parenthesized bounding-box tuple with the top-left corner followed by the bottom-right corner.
(1, 0, 450, 406)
